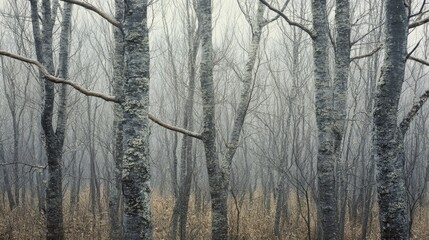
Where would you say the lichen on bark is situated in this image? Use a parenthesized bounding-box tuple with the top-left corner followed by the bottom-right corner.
(373, 0, 409, 239)
(121, 0, 152, 239)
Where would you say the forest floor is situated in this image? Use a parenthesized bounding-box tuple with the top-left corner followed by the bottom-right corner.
(0, 190, 428, 239)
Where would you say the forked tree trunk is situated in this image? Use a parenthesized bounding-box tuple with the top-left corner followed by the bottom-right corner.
(29, 1, 72, 239)
(197, 1, 267, 238)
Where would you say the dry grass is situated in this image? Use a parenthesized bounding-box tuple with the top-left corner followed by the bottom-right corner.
(0, 190, 428, 239)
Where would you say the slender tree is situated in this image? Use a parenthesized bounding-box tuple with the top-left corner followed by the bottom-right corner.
(29, 1, 73, 239)
(109, 0, 125, 238)
(169, 0, 200, 238)
(196, 0, 227, 238)
(259, 0, 352, 237)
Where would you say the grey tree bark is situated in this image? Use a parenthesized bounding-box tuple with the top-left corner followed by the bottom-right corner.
(109, 0, 124, 239)
(86, 98, 102, 218)
(311, 0, 339, 238)
(373, 0, 409, 238)
(196, 1, 270, 238)
(333, 0, 350, 239)
(29, 1, 72, 239)
(69, 126, 78, 213)
(196, 0, 227, 239)
(0, 142, 15, 209)
(223, 1, 265, 180)
(121, 0, 152, 238)
(260, 0, 350, 237)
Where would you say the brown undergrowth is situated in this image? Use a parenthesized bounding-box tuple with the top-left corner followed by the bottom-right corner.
(0, 190, 428, 239)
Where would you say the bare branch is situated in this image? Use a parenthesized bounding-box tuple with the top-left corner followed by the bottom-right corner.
(0, 162, 47, 170)
(259, 0, 315, 38)
(409, 0, 427, 18)
(60, 0, 121, 28)
(408, 55, 429, 66)
(351, 23, 384, 46)
(406, 40, 421, 59)
(0, 50, 118, 102)
(350, 45, 383, 61)
(409, 15, 429, 29)
(148, 113, 202, 140)
(0, 51, 203, 140)
(263, 0, 290, 25)
(398, 89, 429, 136)
(237, 0, 253, 27)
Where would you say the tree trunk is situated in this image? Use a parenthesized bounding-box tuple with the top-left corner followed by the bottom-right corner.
(274, 175, 285, 239)
(222, 0, 265, 188)
(174, 2, 200, 238)
(86, 98, 98, 217)
(121, 0, 152, 238)
(373, 0, 409, 238)
(109, 1, 125, 239)
(196, 0, 228, 239)
(30, 1, 72, 239)
(334, 1, 351, 239)
(312, 0, 350, 237)
(312, 0, 337, 238)
(69, 130, 78, 213)
(12, 113, 19, 207)
(0, 143, 15, 209)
